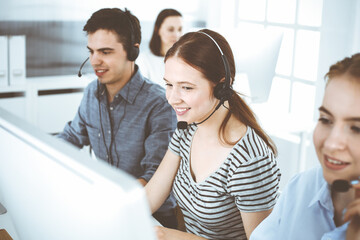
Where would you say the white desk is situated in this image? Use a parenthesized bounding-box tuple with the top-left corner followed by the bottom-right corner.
(0, 202, 160, 240)
(0, 208, 19, 240)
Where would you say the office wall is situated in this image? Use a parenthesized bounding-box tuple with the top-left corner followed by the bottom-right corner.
(0, 0, 206, 77)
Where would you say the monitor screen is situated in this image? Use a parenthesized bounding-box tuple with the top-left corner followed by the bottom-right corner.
(0, 107, 156, 240)
(217, 28, 283, 103)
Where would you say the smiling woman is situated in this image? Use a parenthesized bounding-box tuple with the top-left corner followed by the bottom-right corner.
(250, 53, 360, 240)
(145, 29, 281, 240)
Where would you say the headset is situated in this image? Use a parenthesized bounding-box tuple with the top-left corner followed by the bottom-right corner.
(177, 31, 233, 129)
(78, 8, 138, 165)
(198, 31, 232, 106)
(124, 8, 139, 61)
(332, 178, 360, 192)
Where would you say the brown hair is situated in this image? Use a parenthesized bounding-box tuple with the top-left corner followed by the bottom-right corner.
(149, 9, 182, 56)
(165, 29, 277, 155)
(83, 8, 141, 57)
(325, 53, 360, 83)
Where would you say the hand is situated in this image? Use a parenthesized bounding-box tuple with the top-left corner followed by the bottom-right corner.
(154, 226, 207, 240)
(344, 183, 360, 240)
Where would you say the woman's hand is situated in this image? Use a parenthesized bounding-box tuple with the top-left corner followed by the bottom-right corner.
(155, 226, 207, 240)
(344, 183, 360, 240)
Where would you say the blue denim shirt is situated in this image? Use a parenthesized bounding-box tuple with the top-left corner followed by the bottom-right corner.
(58, 67, 177, 212)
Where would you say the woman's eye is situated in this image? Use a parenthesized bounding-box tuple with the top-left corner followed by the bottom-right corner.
(183, 86, 193, 90)
(350, 125, 360, 134)
(318, 117, 331, 125)
(165, 83, 173, 87)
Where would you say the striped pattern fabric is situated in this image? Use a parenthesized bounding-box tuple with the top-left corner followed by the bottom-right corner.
(169, 125, 281, 240)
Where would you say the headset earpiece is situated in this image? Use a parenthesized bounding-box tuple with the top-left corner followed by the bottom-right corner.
(124, 8, 139, 61)
(214, 82, 226, 100)
(214, 82, 232, 103)
(127, 45, 139, 61)
(198, 31, 232, 104)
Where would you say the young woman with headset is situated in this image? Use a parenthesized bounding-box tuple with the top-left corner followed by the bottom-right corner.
(145, 29, 281, 240)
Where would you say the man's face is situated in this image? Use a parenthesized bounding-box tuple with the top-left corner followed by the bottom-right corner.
(87, 29, 132, 86)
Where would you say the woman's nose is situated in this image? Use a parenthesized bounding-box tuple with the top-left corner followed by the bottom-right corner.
(166, 87, 181, 105)
(324, 125, 347, 152)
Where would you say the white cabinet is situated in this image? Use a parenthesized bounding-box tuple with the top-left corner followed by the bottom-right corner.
(0, 37, 8, 87)
(37, 92, 84, 133)
(0, 75, 92, 134)
(8, 36, 26, 85)
(0, 88, 26, 119)
(0, 35, 26, 86)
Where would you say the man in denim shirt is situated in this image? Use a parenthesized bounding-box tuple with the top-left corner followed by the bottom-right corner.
(57, 8, 178, 228)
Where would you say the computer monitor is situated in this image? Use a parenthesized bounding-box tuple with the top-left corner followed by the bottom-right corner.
(218, 28, 283, 103)
(0, 107, 156, 240)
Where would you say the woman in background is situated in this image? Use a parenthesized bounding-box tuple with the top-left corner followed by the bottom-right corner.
(145, 29, 281, 240)
(137, 9, 183, 86)
(250, 53, 360, 240)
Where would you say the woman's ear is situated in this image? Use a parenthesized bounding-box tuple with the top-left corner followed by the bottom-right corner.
(218, 77, 233, 85)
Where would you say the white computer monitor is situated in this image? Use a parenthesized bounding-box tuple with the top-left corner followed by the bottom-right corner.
(0, 107, 156, 240)
(217, 28, 283, 103)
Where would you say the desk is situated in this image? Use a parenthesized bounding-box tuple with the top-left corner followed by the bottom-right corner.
(0, 211, 19, 240)
(0, 205, 159, 240)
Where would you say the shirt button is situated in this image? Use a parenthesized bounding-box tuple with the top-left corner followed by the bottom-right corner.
(110, 107, 114, 110)
(98, 133, 101, 137)
(108, 130, 111, 134)
(115, 95, 118, 98)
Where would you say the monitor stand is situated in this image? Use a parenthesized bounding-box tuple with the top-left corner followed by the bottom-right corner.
(0, 202, 7, 215)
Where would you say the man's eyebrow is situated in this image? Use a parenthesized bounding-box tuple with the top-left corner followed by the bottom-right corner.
(86, 46, 114, 51)
(319, 106, 332, 116)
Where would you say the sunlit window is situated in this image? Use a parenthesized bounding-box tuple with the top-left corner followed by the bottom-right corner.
(238, 0, 266, 21)
(293, 30, 320, 81)
(236, 0, 323, 127)
(267, 0, 297, 24)
(297, 0, 323, 27)
(291, 82, 316, 121)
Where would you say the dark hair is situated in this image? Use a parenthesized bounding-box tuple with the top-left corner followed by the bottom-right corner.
(165, 29, 277, 155)
(83, 8, 141, 57)
(149, 8, 182, 57)
(325, 53, 360, 83)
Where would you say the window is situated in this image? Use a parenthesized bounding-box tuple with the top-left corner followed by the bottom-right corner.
(235, 0, 323, 126)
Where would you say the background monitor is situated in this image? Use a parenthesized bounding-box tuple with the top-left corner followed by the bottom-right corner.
(0, 107, 156, 240)
(218, 28, 283, 103)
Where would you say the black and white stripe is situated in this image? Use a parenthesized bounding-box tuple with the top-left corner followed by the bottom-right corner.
(170, 125, 281, 240)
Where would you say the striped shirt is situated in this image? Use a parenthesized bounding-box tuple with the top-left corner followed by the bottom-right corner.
(169, 125, 281, 240)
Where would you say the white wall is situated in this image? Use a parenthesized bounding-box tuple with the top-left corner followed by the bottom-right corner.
(314, 0, 360, 121)
(0, 0, 207, 22)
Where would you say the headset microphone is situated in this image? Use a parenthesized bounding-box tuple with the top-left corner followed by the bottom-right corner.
(177, 100, 223, 130)
(78, 57, 89, 77)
